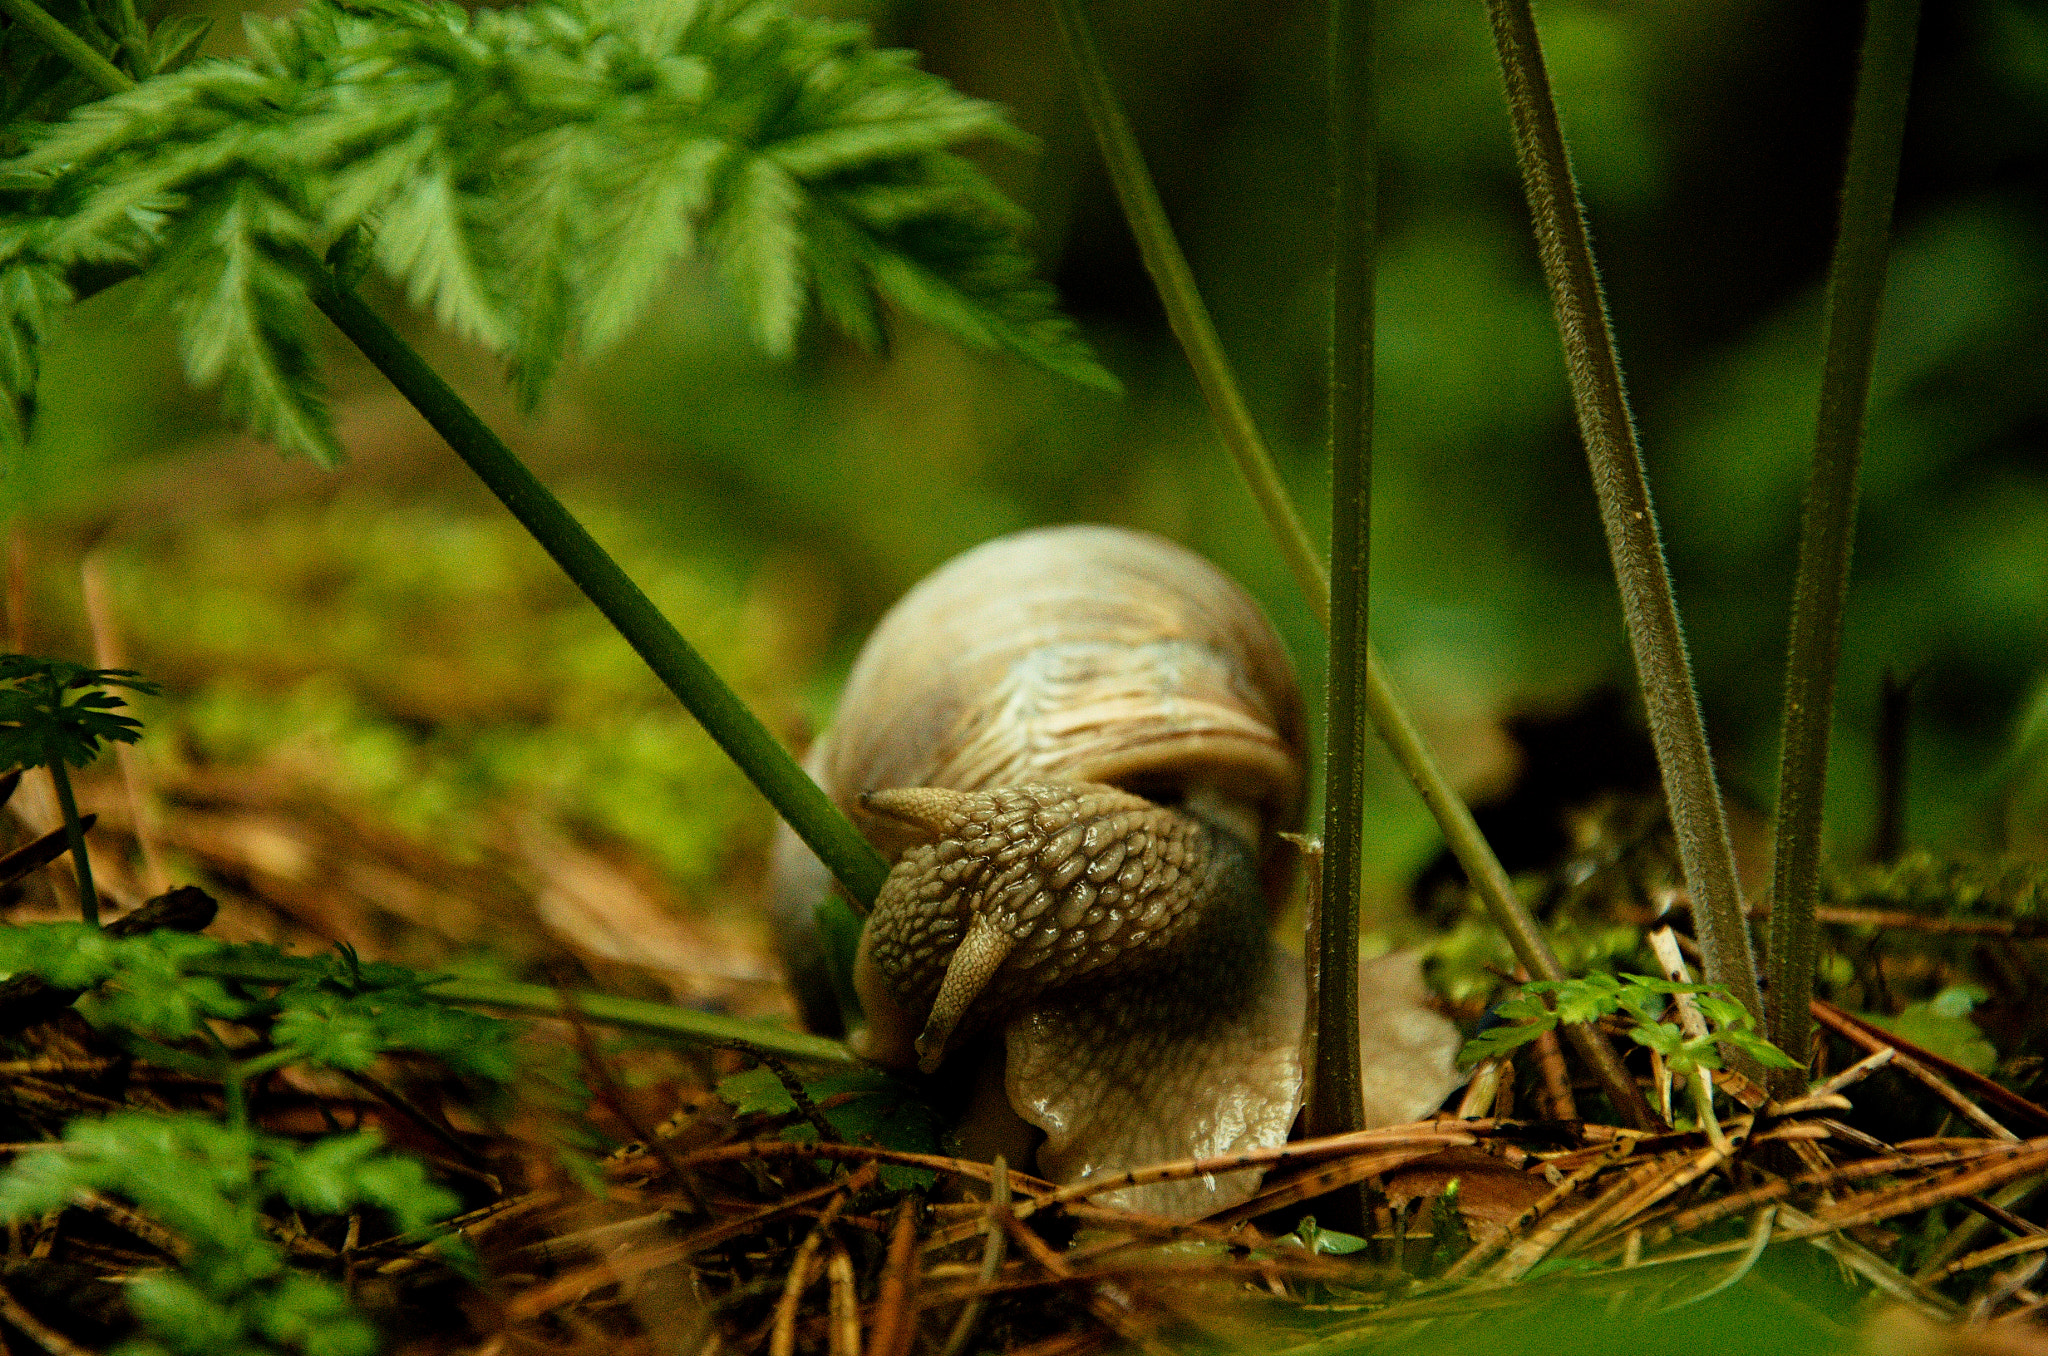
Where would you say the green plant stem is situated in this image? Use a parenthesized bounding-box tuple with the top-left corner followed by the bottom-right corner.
(9, 0, 893, 915)
(0, 0, 129, 94)
(1765, 0, 1921, 1091)
(1482, 0, 1765, 1051)
(1310, 0, 1372, 1159)
(1051, 0, 1655, 1130)
(1046, 0, 1327, 611)
(424, 976, 854, 1063)
(305, 276, 891, 910)
(181, 952, 856, 1064)
(45, 757, 100, 927)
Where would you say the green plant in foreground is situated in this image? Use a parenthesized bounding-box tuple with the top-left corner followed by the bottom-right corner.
(1461, 972, 1799, 1085)
(0, 654, 160, 925)
(0, 1113, 459, 1356)
(0, 920, 503, 1355)
(0, 922, 517, 1090)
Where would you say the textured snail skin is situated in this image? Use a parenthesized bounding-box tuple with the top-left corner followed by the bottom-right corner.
(853, 783, 1260, 1075)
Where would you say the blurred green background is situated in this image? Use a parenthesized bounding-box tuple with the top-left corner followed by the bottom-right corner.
(4, 0, 2044, 920)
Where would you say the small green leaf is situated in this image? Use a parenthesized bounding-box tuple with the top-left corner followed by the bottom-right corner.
(1873, 989, 1998, 1075)
(716, 1065, 798, 1117)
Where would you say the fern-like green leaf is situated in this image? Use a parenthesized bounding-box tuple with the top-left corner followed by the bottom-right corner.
(0, 0, 1115, 460)
(153, 180, 337, 464)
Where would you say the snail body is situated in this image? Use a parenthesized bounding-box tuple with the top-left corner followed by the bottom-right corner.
(770, 526, 1455, 1215)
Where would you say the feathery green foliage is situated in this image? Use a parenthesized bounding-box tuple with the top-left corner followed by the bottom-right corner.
(1461, 972, 1799, 1079)
(0, 1113, 458, 1356)
(0, 0, 1114, 465)
(0, 916, 495, 1356)
(0, 923, 518, 1081)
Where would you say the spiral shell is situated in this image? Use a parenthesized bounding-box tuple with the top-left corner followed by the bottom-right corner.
(814, 524, 1306, 877)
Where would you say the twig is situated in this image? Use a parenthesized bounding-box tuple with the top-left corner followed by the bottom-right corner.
(1456, 1061, 1503, 1120)
(827, 1243, 861, 1356)
(1799, 1143, 2048, 1236)
(1811, 1046, 1895, 1097)
(1917, 1179, 2048, 1282)
(1531, 1027, 1577, 1121)
(1809, 1002, 2019, 1141)
(1482, 0, 1764, 1045)
(503, 1167, 875, 1321)
(1774, 1202, 1956, 1319)
(1768, 0, 1924, 1087)
(867, 1198, 922, 1356)
(771, 1184, 859, 1356)
(1441, 1143, 1627, 1279)
(0, 816, 95, 893)
(1815, 999, 2048, 1135)
(1935, 1234, 2048, 1283)
(1205, 1144, 1466, 1226)
(555, 982, 709, 1212)
(936, 1156, 1009, 1356)
(1562, 1139, 1738, 1254)
(1647, 927, 1733, 1153)
(1813, 908, 2047, 936)
(1000, 1213, 1170, 1356)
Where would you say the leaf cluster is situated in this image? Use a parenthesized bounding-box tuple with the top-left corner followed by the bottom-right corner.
(0, 1112, 458, 1356)
(1460, 971, 1800, 1078)
(0, 924, 517, 1083)
(0, 654, 159, 772)
(1, 0, 1113, 466)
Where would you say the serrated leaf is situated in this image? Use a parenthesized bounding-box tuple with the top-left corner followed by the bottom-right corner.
(372, 158, 508, 349)
(147, 15, 215, 75)
(155, 182, 337, 465)
(712, 156, 806, 355)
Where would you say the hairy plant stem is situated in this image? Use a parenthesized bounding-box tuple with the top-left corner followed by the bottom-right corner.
(1052, 0, 1655, 1129)
(1047, 0, 1326, 610)
(1308, 0, 1373, 1206)
(45, 756, 100, 926)
(307, 277, 892, 910)
(1482, 0, 1765, 1053)
(14, 0, 893, 917)
(1766, 0, 1921, 1091)
(182, 953, 855, 1064)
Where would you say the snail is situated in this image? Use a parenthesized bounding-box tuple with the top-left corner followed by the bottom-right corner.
(770, 525, 1459, 1215)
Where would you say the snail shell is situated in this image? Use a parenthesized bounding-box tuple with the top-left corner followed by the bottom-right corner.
(770, 525, 1456, 1215)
